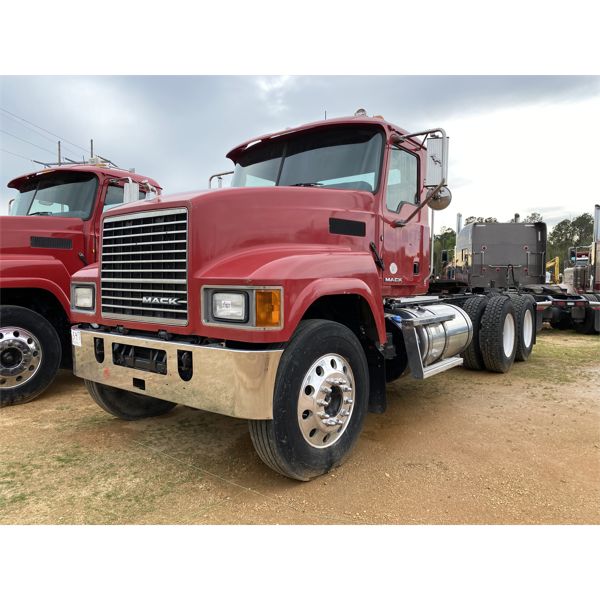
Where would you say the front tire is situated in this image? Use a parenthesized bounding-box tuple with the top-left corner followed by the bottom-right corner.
(84, 380, 177, 420)
(0, 305, 62, 407)
(249, 319, 369, 481)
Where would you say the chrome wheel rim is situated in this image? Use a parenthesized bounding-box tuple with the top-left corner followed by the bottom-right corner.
(522, 309, 533, 347)
(503, 313, 516, 358)
(0, 327, 43, 389)
(297, 353, 355, 449)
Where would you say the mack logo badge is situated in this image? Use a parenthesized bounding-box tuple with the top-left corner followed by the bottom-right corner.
(142, 296, 182, 305)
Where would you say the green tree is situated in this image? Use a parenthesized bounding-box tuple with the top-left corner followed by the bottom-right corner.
(510, 212, 544, 223)
(547, 212, 594, 266)
(464, 216, 498, 224)
(524, 212, 543, 223)
(433, 226, 456, 277)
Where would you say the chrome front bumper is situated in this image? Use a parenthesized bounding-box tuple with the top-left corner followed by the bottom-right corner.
(71, 327, 282, 419)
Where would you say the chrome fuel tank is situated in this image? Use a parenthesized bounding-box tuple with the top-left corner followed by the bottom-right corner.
(392, 303, 473, 366)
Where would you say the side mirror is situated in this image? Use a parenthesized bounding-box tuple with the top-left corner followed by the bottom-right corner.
(8, 198, 15, 215)
(441, 249, 449, 263)
(123, 180, 140, 204)
(428, 186, 452, 211)
(426, 136, 449, 187)
(569, 248, 576, 263)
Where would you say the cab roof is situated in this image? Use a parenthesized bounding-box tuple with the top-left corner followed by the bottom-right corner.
(226, 115, 410, 163)
(7, 164, 162, 191)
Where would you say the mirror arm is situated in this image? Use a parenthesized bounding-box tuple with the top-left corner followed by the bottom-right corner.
(393, 182, 445, 228)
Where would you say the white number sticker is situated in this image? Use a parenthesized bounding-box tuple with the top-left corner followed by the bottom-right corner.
(71, 329, 82, 347)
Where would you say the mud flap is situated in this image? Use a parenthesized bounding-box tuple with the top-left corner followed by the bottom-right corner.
(366, 343, 386, 414)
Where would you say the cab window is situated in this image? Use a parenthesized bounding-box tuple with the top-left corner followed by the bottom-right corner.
(103, 184, 146, 212)
(386, 147, 418, 212)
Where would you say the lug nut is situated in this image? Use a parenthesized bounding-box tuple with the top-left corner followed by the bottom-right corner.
(316, 399, 330, 407)
(319, 385, 332, 394)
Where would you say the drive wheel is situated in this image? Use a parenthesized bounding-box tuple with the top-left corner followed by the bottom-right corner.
(249, 319, 369, 481)
(573, 307, 598, 335)
(84, 380, 176, 420)
(0, 305, 61, 408)
(479, 295, 517, 373)
(460, 295, 488, 370)
(512, 294, 536, 361)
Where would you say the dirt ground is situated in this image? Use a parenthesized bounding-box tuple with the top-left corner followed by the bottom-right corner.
(1, 328, 598, 525)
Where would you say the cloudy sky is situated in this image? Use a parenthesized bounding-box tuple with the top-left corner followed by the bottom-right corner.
(1, 75, 599, 232)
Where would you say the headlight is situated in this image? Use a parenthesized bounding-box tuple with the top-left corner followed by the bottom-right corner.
(212, 292, 247, 322)
(71, 284, 95, 311)
(203, 287, 282, 329)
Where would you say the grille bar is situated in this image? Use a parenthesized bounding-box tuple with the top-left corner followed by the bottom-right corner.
(101, 208, 188, 325)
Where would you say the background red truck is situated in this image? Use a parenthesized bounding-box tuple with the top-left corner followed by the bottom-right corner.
(0, 163, 161, 407)
(69, 113, 540, 480)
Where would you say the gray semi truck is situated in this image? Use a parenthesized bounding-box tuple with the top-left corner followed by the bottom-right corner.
(430, 218, 600, 335)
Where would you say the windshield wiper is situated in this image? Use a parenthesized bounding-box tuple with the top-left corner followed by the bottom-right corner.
(290, 182, 323, 187)
(28, 211, 54, 216)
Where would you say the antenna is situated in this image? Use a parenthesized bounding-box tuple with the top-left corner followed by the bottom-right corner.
(90, 139, 94, 158)
(57, 141, 61, 166)
(324, 109, 327, 120)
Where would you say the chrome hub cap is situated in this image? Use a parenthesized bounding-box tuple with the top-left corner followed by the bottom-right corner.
(503, 313, 516, 358)
(297, 353, 355, 448)
(0, 327, 42, 389)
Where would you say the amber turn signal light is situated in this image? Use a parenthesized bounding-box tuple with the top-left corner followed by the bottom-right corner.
(255, 290, 282, 327)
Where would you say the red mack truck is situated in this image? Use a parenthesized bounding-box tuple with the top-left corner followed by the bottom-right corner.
(0, 162, 161, 407)
(69, 113, 540, 480)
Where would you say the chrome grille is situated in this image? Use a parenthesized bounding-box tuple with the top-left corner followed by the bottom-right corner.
(101, 208, 188, 325)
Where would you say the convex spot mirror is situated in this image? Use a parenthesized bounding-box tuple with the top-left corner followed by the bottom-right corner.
(429, 186, 452, 211)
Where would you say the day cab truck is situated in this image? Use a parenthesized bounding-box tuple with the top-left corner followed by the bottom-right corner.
(433, 217, 600, 336)
(69, 113, 541, 480)
(0, 163, 161, 407)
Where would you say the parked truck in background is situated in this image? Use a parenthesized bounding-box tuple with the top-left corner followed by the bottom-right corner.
(0, 163, 161, 407)
(433, 212, 600, 335)
(69, 112, 543, 480)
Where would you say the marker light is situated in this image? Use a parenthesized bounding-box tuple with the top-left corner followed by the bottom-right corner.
(255, 290, 281, 327)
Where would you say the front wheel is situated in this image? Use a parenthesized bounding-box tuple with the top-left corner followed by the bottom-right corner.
(249, 319, 369, 481)
(0, 305, 62, 407)
(84, 380, 177, 420)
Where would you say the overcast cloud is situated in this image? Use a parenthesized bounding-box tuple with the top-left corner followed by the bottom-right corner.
(1, 75, 599, 231)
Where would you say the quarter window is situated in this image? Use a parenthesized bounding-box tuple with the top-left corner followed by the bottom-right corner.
(386, 148, 418, 212)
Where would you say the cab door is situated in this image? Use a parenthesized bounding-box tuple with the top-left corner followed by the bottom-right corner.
(380, 145, 428, 297)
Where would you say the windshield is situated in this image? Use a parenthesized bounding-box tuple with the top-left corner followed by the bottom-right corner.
(10, 172, 98, 219)
(231, 126, 384, 192)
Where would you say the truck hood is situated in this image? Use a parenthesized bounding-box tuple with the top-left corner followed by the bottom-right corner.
(98, 186, 379, 276)
(0, 215, 85, 253)
(0, 215, 88, 283)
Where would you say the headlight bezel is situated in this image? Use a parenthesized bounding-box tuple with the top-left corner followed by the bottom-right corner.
(71, 283, 96, 313)
(202, 285, 283, 330)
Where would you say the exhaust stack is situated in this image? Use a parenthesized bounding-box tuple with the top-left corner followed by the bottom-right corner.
(594, 204, 600, 242)
(456, 212, 462, 234)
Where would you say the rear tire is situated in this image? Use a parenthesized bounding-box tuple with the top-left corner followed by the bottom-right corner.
(0, 305, 61, 407)
(249, 319, 369, 481)
(460, 295, 488, 370)
(479, 295, 517, 373)
(84, 380, 177, 420)
(512, 295, 536, 361)
(573, 308, 598, 335)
